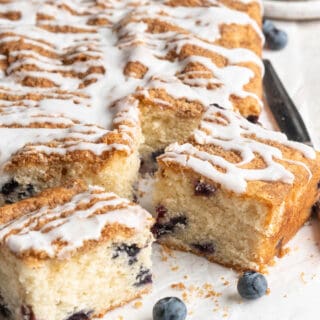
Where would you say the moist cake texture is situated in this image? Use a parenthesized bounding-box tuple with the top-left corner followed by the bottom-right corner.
(0, 0, 263, 204)
(2, 0, 310, 316)
(154, 105, 320, 270)
(0, 181, 154, 320)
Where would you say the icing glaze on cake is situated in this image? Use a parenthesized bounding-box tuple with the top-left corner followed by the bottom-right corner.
(0, 185, 152, 258)
(160, 105, 316, 193)
(0, 0, 263, 185)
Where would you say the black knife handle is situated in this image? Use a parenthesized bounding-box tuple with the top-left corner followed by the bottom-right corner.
(263, 59, 312, 145)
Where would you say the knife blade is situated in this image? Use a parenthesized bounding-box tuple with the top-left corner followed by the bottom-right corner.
(263, 59, 312, 146)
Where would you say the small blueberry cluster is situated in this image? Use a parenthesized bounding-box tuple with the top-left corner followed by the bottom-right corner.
(153, 297, 187, 320)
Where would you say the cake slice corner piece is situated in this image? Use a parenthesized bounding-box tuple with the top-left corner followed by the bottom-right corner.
(153, 105, 320, 271)
(0, 180, 154, 320)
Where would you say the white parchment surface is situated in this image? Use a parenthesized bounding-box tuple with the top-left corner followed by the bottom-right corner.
(106, 21, 320, 320)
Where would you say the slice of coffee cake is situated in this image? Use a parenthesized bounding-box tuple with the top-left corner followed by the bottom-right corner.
(0, 0, 264, 202)
(0, 181, 154, 320)
(154, 105, 320, 271)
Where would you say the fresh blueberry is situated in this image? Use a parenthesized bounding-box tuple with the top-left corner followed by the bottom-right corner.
(153, 297, 187, 320)
(262, 19, 275, 34)
(263, 20, 288, 51)
(237, 271, 268, 300)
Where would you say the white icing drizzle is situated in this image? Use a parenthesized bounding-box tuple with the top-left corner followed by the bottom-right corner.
(0, 185, 152, 258)
(160, 105, 316, 193)
(0, 0, 263, 181)
(0, 1, 38, 26)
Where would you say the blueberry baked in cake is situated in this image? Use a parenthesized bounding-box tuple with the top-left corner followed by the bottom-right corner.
(153, 105, 320, 271)
(0, 181, 153, 320)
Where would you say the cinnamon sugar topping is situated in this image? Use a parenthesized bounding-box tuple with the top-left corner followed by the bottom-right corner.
(0, 0, 263, 184)
(0, 185, 152, 258)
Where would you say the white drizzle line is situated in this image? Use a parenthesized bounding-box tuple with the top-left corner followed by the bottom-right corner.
(0, 185, 152, 258)
(0, 0, 262, 178)
(197, 106, 315, 159)
(160, 105, 316, 193)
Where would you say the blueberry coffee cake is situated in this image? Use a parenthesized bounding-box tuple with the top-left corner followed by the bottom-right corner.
(2, 0, 316, 316)
(0, 0, 264, 205)
(0, 181, 153, 320)
(154, 105, 320, 271)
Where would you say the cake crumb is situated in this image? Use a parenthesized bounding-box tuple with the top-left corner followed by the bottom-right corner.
(138, 190, 145, 197)
(205, 289, 222, 298)
(182, 291, 189, 302)
(117, 317, 124, 320)
(197, 288, 204, 297)
(160, 245, 175, 261)
(203, 283, 221, 298)
(283, 294, 287, 298)
(222, 306, 229, 318)
(173, 281, 222, 306)
(184, 275, 189, 280)
(171, 265, 179, 271)
(203, 283, 213, 290)
(300, 272, 307, 284)
(171, 282, 186, 290)
(278, 246, 290, 258)
(259, 265, 269, 274)
(266, 288, 271, 295)
(133, 301, 143, 309)
(161, 255, 168, 262)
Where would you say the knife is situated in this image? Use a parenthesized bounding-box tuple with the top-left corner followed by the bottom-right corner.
(263, 59, 312, 146)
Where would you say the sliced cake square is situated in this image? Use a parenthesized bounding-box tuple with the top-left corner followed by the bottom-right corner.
(0, 0, 264, 201)
(153, 105, 320, 271)
(0, 181, 154, 320)
(0, 19, 142, 202)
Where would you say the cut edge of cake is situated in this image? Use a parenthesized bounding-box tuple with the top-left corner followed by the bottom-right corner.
(153, 105, 320, 271)
(0, 180, 154, 320)
(0, 0, 264, 203)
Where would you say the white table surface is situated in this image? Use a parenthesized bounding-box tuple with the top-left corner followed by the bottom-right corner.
(264, 20, 320, 149)
(106, 20, 320, 320)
